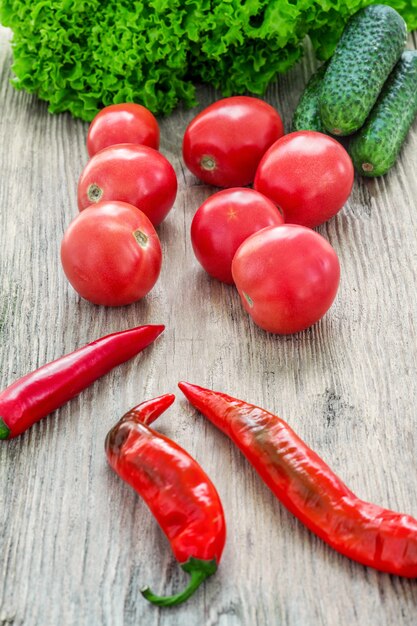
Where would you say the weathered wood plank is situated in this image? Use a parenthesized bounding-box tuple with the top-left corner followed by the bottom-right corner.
(1, 24, 417, 626)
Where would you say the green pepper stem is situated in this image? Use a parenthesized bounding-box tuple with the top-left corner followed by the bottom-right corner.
(141, 569, 206, 607)
(0, 418, 10, 440)
(141, 558, 217, 607)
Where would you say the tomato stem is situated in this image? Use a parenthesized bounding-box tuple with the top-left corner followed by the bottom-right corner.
(243, 292, 254, 308)
(200, 155, 216, 171)
(87, 183, 104, 203)
(132, 229, 148, 248)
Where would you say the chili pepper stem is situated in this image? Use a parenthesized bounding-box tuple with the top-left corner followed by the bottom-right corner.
(0, 418, 10, 440)
(141, 558, 217, 607)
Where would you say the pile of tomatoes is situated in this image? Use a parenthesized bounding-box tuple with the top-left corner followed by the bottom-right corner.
(61, 96, 354, 334)
(61, 104, 176, 307)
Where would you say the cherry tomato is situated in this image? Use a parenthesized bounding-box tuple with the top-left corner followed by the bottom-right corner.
(232, 225, 340, 334)
(182, 96, 284, 187)
(77, 144, 177, 227)
(61, 201, 162, 306)
(86, 103, 160, 157)
(191, 188, 284, 284)
(254, 131, 354, 228)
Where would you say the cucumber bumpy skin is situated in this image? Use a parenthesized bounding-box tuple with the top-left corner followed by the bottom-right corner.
(292, 64, 328, 133)
(349, 51, 417, 177)
(319, 5, 407, 136)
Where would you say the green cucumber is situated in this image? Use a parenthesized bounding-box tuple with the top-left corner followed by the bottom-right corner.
(292, 64, 328, 133)
(349, 51, 417, 177)
(319, 5, 407, 136)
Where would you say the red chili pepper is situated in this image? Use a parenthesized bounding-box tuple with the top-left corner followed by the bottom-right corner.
(105, 394, 226, 606)
(0, 325, 164, 439)
(179, 382, 417, 578)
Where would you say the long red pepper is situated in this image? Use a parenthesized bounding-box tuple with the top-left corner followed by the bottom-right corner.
(179, 382, 417, 578)
(105, 394, 226, 606)
(0, 325, 164, 439)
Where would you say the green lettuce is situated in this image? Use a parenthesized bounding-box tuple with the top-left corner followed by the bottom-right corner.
(1, 0, 416, 121)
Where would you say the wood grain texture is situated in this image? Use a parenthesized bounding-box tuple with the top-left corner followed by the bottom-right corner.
(1, 24, 417, 626)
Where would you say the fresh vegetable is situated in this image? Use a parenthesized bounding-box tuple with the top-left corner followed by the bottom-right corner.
(183, 96, 284, 188)
(349, 50, 417, 177)
(2, 1, 416, 121)
(292, 63, 328, 133)
(319, 5, 407, 136)
(179, 382, 417, 578)
(105, 394, 226, 607)
(0, 325, 164, 439)
(77, 144, 177, 227)
(254, 131, 354, 228)
(87, 103, 160, 157)
(61, 201, 162, 306)
(231, 225, 340, 334)
(190, 188, 284, 284)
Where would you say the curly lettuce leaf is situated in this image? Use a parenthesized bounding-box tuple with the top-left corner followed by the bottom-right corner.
(0, 0, 198, 119)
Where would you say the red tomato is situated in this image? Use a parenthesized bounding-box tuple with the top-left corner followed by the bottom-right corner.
(77, 144, 177, 227)
(182, 96, 284, 187)
(61, 201, 162, 306)
(254, 131, 354, 228)
(191, 188, 284, 284)
(232, 225, 340, 334)
(86, 103, 160, 157)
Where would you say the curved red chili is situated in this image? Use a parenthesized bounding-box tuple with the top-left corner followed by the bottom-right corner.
(0, 325, 164, 439)
(179, 381, 417, 578)
(105, 394, 226, 606)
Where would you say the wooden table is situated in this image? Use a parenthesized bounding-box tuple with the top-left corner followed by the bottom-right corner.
(1, 24, 417, 626)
